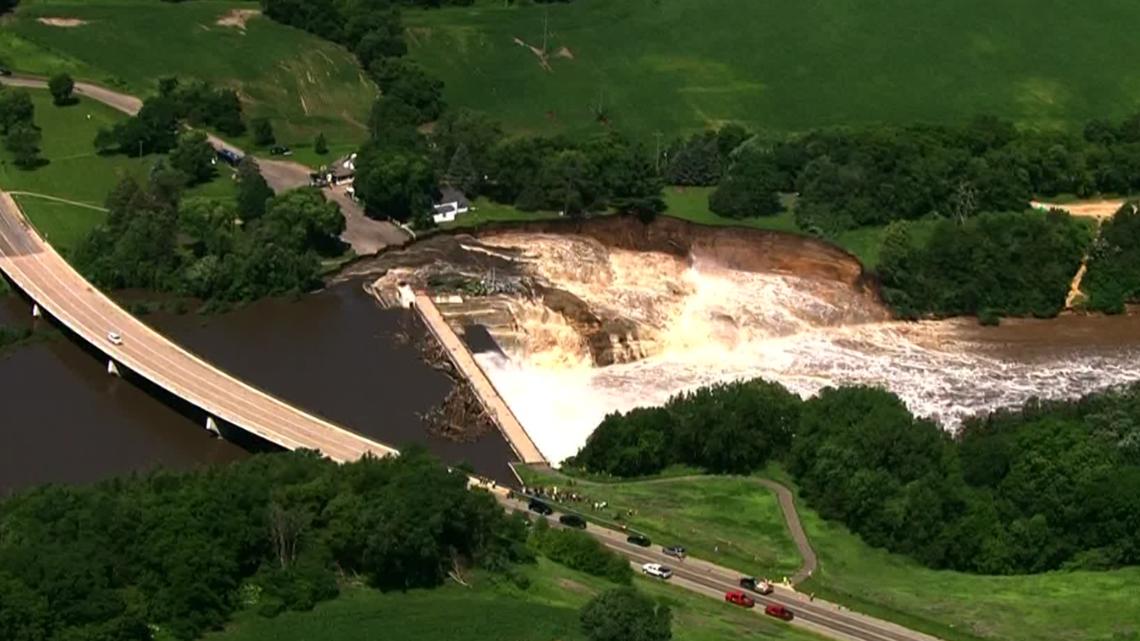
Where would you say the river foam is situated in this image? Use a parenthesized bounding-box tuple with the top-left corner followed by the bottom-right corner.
(466, 238, 1140, 464)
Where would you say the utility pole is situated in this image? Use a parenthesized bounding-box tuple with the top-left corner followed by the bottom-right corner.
(542, 7, 549, 55)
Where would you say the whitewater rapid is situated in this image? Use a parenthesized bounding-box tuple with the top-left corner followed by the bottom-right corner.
(466, 242, 1140, 464)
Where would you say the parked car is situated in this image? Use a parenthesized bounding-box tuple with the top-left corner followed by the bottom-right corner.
(663, 545, 686, 559)
(739, 576, 774, 594)
(106, 331, 123, 346)
(269, 145, 292, 156)
(558, 514, 587, 529)
(626, 533, 651, 547)
(764, 603, 794, 621)
(724, 590, 756, 608)
(641, 563, 672, 580)
(527, 498, 553, 516)
(0, 66, 12, 77)
(216, 148, 243, 167)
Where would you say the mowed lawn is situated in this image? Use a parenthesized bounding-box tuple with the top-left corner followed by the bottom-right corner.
(204, 558, 826, 641)
(405, 0, 1140, 137)
(0, 88, 239, 255)
(2, 0, 374, 151)
(519, 467, 1140, 641)
(517, 466, 803, 580)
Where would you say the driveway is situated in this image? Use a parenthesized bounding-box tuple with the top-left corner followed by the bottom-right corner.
(324, 185, 409, 255)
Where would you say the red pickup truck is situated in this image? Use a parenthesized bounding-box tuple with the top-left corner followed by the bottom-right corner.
(724, 590, 755, 608)
(764, 603, 794, 621)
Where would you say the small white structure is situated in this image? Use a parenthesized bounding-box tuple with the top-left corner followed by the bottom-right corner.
(432, 187, 471, 224)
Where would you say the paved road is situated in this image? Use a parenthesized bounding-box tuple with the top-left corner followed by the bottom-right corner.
(326, 184, 410, 254)
(0, 74, 408, 255)
(0, 190, 398, 462)
(499, 494, 943, 641)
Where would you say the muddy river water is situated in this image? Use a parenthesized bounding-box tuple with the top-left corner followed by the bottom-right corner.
(0, 282, 517, 493)
(4, 218, 1140, 487)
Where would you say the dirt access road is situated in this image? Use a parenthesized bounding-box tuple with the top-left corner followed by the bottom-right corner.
(0, 75, 408, 255)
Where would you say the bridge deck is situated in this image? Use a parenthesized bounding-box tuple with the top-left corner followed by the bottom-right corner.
(0, 191, 396, 463)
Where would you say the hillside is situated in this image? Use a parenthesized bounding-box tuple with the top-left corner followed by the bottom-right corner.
(404, 0, 1140, 137)
(0, 0, 374, 153)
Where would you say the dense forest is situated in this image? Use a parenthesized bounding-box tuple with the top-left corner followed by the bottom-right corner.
(1083, 202, 1140, 312)
(569, 380, 1140, 575)
(0, 448, 531, 641)
(877, 210, 1091, 320)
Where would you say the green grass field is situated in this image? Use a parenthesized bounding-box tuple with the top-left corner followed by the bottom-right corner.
(518, 466, 1140, 641)
(440, 197, 562, 229)
(204, 558, 825, 641)
(404, 0, 1140, 137)
(0, 89, 239, 255)
(1, 0, 374, 152)
(516, 466, 802, 580)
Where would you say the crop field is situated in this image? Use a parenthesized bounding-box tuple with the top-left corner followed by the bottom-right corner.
(1, 0, 374, 151)
(405, 0, 1140, 138)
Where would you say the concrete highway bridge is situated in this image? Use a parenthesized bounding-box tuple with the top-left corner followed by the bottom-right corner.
(0, 191, 397, 462)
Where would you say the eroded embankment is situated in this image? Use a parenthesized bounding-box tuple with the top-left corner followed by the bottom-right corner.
(353, 215, 887, 369)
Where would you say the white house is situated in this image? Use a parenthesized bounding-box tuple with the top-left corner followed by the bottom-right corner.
(432, 187, 472, 224)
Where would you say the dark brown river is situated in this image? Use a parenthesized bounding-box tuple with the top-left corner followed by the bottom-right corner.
(0, 282, 518, 493)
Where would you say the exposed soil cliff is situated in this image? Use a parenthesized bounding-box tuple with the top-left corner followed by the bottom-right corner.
(354, 215, 886, 368)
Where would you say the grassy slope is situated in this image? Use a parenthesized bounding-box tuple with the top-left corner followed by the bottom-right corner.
(2, 0, 373, 152)
(517, 466, 1140, 641)
(205, 558, 825, 641)
(405, 0, 1140, 138)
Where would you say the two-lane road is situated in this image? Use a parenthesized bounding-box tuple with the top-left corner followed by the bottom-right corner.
(498, 495, 944, 641)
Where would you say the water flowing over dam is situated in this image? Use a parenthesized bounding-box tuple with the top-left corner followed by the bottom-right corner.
(358, 217, 1140, 464)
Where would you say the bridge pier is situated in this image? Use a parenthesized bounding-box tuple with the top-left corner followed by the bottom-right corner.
(205, 415, 221, 437)
(107, 359, 120, 377)
(32, 303, 41, 318)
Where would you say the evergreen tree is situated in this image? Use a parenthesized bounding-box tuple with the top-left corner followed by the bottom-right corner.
(445, 143, 478, 194)
(235, 157, 274, 221)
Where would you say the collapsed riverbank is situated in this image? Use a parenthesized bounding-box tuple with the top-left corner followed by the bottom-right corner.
(353, 215, 1140, 463)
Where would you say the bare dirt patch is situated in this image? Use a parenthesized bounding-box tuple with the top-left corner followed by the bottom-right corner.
(1032, 198, 1129, 219)
(37, 17, 87, 28)
(216, 8, 260, 30)
(554, 46, 575, 60)
(557, 578, 592, 594)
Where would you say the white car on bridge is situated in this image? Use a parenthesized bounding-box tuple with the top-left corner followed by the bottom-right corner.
(106, 331, 123, 346)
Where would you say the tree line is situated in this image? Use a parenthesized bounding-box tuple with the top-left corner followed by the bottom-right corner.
(569, 380, 1140, 575)
(94, 78, 245, 157)
(74, 153, 343, 303)
(0, 448, 531, 641)
(684, 114, 1140, 233)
